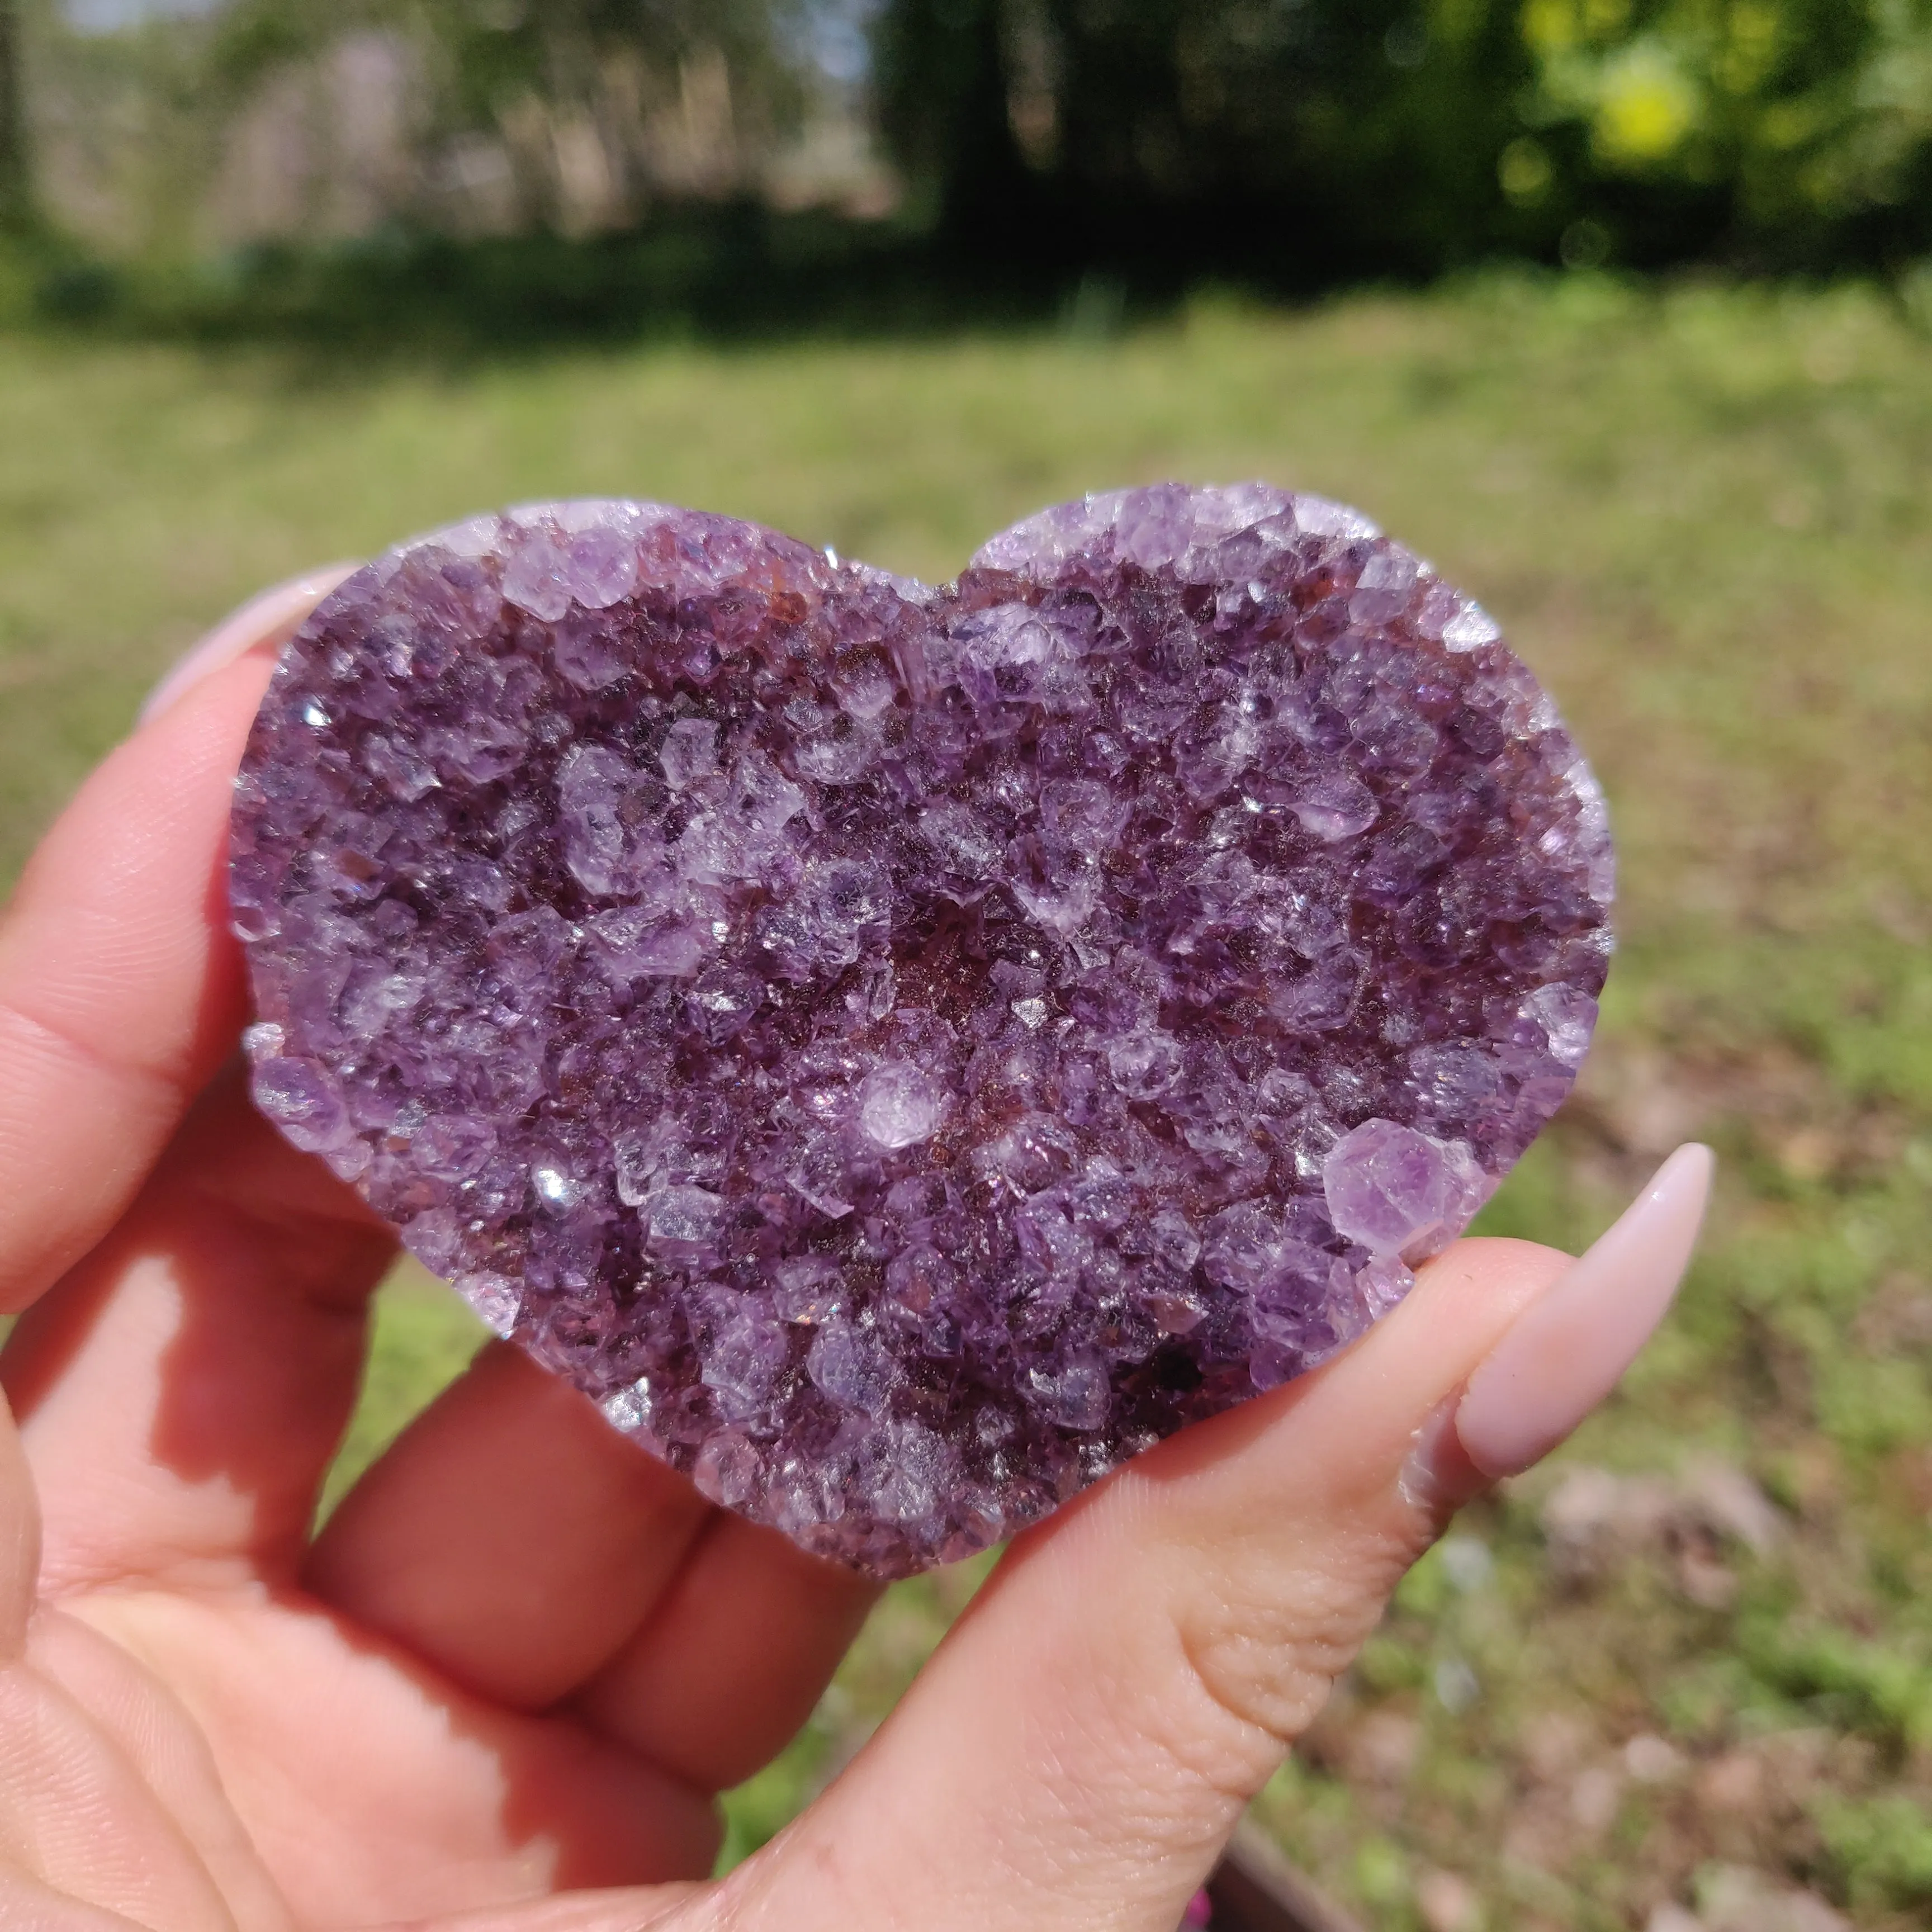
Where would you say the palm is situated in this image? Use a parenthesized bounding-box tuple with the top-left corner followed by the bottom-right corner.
(1, 1062, 873, 1930)
(10, 1585, 634, 1929)
(27, 1565, 697, 1926)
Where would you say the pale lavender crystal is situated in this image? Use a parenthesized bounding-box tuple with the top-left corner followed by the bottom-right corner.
(230, 486, 1612, 1576)
(1320, 1120, 1488, 1261)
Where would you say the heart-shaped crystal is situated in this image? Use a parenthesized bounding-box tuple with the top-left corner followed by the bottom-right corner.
(231, 486, 1611, 1576)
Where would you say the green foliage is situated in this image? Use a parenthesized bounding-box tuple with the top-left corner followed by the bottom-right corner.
(874, 0, 1932, 273)
(1738, 1617, 1932, 1754)
(1815, 1793, 1932, 1907)
(1513, 0, 1932, 258)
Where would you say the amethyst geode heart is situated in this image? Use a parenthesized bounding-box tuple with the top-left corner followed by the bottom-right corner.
(231, 486, 1611, 1575)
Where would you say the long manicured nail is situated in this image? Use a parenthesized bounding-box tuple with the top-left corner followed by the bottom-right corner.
(138, 565, 359, 726)
(1453, 1143, 1713, 1480)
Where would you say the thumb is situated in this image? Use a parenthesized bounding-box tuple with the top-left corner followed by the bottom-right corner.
(0, 567, 351, 1315)
(707, 1146, 1712, 1932)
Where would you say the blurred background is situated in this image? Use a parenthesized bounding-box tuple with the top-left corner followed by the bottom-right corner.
(3, 4, 1932, 1929)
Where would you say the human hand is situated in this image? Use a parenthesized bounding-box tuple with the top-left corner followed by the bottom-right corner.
(0, 579, 1710, 1931)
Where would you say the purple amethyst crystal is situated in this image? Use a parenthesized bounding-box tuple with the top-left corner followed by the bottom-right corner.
(230, 487, 1612, 1576)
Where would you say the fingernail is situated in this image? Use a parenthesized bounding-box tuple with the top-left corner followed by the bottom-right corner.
(1398, 1394, 1491, 1518)
(1454, 1143, 1714, 1480)
(138, 564, 360, 726)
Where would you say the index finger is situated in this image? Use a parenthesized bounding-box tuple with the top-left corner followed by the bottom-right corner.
(0, 579, 339, 1312)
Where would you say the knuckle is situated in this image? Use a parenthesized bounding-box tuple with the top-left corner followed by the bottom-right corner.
(1046, 1645, 1271, 1845)
(1163, 1512, 1432, 1768)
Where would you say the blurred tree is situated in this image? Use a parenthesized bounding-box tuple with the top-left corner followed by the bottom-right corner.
(199, 0, 812, 233)
(0, 0, 30, 229)
(872, 0, 1932, 276)
(872, 0, 1035, 243)
(1512, 0, 1932, 266)
(17, 0, 1932, 276)
(873, 0, 1536, 278)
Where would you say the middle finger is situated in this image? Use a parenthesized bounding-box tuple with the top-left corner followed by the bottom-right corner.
(305, 1341, 877, 1778)
(305, 1342, 713, 1711)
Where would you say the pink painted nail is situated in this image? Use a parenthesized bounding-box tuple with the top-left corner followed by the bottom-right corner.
(1454, 1143, 1714, 1480)
(138, 564, 359, 727)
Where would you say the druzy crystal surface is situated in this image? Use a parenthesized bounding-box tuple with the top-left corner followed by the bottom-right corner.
(231, 487, 1612, 1575)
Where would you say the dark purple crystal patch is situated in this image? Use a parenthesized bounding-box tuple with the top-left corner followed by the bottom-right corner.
(231, 487, 1612, 1575)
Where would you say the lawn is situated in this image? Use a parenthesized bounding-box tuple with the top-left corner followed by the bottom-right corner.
(3, 274, 1931, 1929)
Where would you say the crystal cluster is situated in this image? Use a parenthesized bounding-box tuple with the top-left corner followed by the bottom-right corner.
(231, 487, 1612, 1576)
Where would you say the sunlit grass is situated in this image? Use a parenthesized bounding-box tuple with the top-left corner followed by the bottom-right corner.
(5, 274, 1931, 1922)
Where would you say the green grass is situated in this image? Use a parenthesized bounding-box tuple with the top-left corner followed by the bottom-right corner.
(6, 272, 1932, 1926)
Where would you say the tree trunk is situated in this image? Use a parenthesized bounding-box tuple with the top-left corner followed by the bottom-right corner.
(0, 0, 29, 231)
